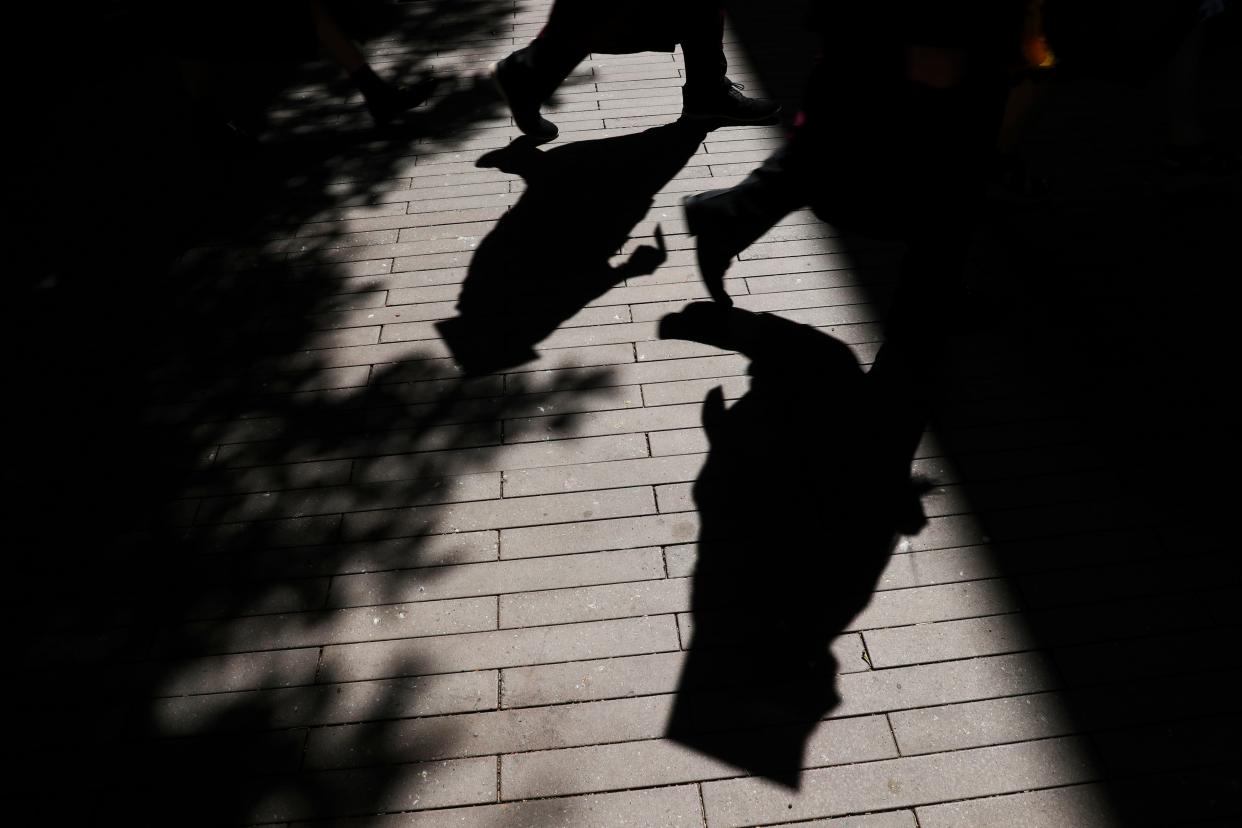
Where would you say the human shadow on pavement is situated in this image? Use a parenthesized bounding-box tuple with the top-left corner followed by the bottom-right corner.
(659, 302, 930, 787)
(436, 121, 708, 374)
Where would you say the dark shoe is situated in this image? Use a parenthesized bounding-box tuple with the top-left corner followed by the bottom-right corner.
(357, 68, 441, 126)
(493, 54, 558, 143)
(683, 190, 740, 305)
(684, 150, 804, 305)
(682, 80, 780, 124)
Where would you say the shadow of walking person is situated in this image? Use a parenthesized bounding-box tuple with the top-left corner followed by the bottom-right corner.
(437, 121, 708, 374)
(659, 301, 931, 788)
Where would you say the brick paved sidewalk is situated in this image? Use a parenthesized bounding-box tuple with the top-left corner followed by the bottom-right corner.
(12, 2, 1240, 826)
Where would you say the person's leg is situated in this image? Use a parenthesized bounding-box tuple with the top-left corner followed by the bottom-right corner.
(680, 52, 837, 303)
(679, 1, 780, 122)
(309, 0, 438, 125)
(683, 144, 807, 304)
(492, 0, 619, 141)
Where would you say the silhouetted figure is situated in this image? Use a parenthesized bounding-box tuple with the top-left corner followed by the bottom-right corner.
(437, 122, 708, 374)
(658, 302, 928, 786)
(682, 2, 1029, 358)
(491, 0, 779, 142)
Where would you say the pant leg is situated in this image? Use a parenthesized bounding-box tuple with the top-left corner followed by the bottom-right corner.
(518, 0, 611, 101)
(679, 1, 728, 91)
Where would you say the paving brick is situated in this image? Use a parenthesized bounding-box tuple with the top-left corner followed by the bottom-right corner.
(213, 420, 502, 469)
(503, 402, 703, 443)
(306, 693, 675, 769)
(769, 816, 920, 828)
(848, 579, 1023, 632)
(307, 785, 705, 828)
(275, 229, 402, 254)
(353, 434, 650, 483)
(338, 531, 500, 572)
(318, 615, 680, 682)
(149, 671, 498, 736)
(146, 648, 322, 696)
(342, 486, 656, 540)
(649, 428, 709, 456)
(876, 546, 1002, 590)
(520, 354, 747, 391)
(500, 651, 686, 709)
(656, 482, 694, 513)
(642, 376, 750, 407)
(400, 191, 517, 220)
(501, 715, 897, 799)
(497, 388, 649, 434)
(177, 578, 332, 621)
(890, 692, 1076, 755)
(674, 617, 869, 673)
(307, 297, 458, 330)
(381, 304, 630, 343)
(635, 338, 734, 362)
(160, 596, 498, 656)
(538, 319, 662, 350)
(194, 473, 502, 525)
(500, 578, 690, 628)
(836, 652, 1061, 718)
(503, 453, 705, 498)
(501, 513, 700, 559)
(916, 783, 1123, 828)
(923, 530, 1160, 584)
(700, 736, 1101, 827)
(181, 514, 343, 552)
(863, 614, 1035, 669)
(246, 756, 496, 822)
(328, 547, 666, 608)
(905, 514, 990, 552)
(664, 544, 696, 578)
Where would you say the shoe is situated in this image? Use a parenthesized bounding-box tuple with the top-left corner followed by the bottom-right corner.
(684, 150, 803, 305)
(359, 71, 441, 126)
(682, 79, 780, 124)
(492, 54, 559, 143)
(683, 190, 740, 305)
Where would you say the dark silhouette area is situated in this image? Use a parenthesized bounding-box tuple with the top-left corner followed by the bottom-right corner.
(491, 0, 779, 142)
(723, 0, 820, 128)
(7, 1, 608, 824)
(700, 0, 1242, 819)
(660, 302, 929, 787)
(436, 122, 708, 373)
(7, 0, 1239, 823)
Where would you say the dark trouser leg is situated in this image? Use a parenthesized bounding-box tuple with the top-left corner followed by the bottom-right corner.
(680, 2, 728, 93)
(684, 142, 806, 303)
(496, 0, 628, 139)
(680, 2, 780, 121)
